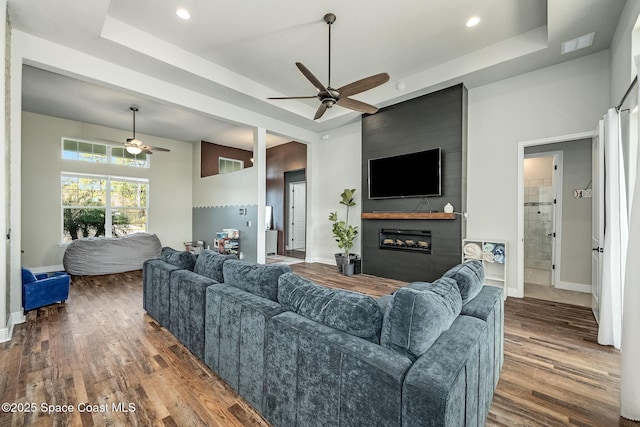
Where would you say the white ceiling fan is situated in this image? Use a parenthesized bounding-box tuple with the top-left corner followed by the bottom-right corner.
(98, 107, 170, 154)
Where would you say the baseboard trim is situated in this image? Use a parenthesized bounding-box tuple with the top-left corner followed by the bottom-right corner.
(305, 257, 335, 265)
(507, 287, 524, 298)
(0, 311, 26, 343)
(29, 264, 65, 274)
(556, 281, 592, 293)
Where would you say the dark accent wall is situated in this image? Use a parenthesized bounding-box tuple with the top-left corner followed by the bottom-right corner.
(361, 84, 467, 282)
(266, 142, 307, 254)
(201, 141, 253, 177)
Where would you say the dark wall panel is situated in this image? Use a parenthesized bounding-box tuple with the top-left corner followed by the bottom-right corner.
(201, 141, 253, 177)
(266, 142, 307, 254)
(361, 84, 467, 282)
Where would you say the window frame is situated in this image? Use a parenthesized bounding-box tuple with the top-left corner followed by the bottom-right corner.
(61, 172, 150, 243)
(218, 156, 244, 174)
(61, 137, 150, 168)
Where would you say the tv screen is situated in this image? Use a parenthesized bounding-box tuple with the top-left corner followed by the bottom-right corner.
(368, 148, 441, 199)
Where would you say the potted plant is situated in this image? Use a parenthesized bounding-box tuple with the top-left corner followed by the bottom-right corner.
(329, 188, 359, 275)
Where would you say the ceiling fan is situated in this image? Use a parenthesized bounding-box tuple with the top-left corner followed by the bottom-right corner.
(100, 107, 170, 155)
(268, 13, 390, 120)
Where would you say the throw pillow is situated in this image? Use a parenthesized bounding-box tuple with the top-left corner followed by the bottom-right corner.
(278, 273, 382, 343)
(194, 249, 236, 282)
(223, 260, 291, 302)
(160, 247, 196, 271)
(380, 278, 462, 361)
(442, 259, 485, 305)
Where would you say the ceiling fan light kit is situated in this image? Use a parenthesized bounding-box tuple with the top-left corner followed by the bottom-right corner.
(122, 107, 170, 154)
(268, 12, 389, 120)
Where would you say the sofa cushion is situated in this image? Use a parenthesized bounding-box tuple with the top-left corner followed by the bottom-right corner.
(380, 277, 462, 361)
(223, 260, 291, 302)
(160, 247, 196, 271)
(277, 273, 382, 343)
(194, 249, 237, 282)
(442, 260, 484, 305)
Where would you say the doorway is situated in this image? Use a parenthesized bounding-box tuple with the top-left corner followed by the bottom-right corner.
(287, 181, 306, 253)
(518, 133, 595, 306)
(523, 152, 561, 288)
(284, 168, 306, 260)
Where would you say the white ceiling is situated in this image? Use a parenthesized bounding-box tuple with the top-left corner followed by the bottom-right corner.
(9, 0, 627, 149)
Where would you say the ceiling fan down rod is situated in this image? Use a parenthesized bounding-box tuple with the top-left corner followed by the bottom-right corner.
(324, 13, 336, 89)
(130, 106, 138, 139)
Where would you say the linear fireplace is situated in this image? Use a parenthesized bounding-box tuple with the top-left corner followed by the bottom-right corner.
(379, 229, 432, 254)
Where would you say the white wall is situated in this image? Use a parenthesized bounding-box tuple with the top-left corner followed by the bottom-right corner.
(610, 1, 640, 106)
(192, 142, 258, 208)
(21, 112, 193, 268)
(467, 51, 610, 295)
(306, 122, 362, 264)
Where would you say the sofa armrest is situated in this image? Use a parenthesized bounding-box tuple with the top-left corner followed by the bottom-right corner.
(462, 285, 504, 386)
(142, 259, 183, 326)
(402, 315, 487, 427)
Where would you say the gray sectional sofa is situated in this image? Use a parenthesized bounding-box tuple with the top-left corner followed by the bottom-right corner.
(143, 248, 503, 427)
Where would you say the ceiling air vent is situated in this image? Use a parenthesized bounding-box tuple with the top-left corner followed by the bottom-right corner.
(561, 32, 595, 55)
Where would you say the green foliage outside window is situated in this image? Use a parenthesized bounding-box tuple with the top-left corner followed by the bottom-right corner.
(62, 175, 148, 241)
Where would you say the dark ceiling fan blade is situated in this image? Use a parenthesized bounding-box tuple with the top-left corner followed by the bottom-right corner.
(267, 96, 318, 100)
(336, 97, 379, 114)
(296, 62, 328, 93)
(338, 73, 390, 98)
(314, 103, 329, 120)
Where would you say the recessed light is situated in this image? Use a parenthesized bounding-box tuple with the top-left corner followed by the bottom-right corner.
(561, 32, 595, 55)
(176, 8, 191, 20)
(466, 16, 480, 28)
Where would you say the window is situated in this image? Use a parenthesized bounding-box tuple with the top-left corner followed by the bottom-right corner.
(61, 173, 149, 242)
(62, 138, 149, 168)
(219, 157, 243, 174)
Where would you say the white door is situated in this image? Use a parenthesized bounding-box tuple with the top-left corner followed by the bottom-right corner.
(592, 121, 605, 322)
(288, 182, 306, 251)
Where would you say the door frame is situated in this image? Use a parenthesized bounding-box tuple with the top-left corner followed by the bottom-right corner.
(287, 180, 306, 251)
(516, 131, 595, 298)
(523, 150, 563, 288)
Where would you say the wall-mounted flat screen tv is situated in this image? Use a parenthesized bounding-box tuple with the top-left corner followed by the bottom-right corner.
(368, 148, 442, 199)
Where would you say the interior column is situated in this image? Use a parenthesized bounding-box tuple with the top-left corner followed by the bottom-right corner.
(254, 127, 266, 264)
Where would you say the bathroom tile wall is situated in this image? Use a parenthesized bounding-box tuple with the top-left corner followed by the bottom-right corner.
(524, 178, 553, 286)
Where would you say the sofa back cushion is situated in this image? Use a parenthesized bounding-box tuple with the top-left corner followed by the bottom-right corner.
(21, 267, 37, 284)
(277, 273, 382, 343)
(223, 260, 291, 302)
(194, 249, 237, 282)
(160, 247, 196, 271)
(380, 277, 462, 361)
(442, 260, 484, 305)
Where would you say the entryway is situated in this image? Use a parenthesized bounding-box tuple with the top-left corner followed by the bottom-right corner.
(518, 134, 595, 307)
(287, 181, 306, 258)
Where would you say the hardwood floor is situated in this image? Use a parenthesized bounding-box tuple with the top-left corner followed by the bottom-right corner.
(0, 263, 636, 426)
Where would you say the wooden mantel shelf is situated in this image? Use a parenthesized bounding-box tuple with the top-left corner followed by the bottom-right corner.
(361, 212, 455, 220)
